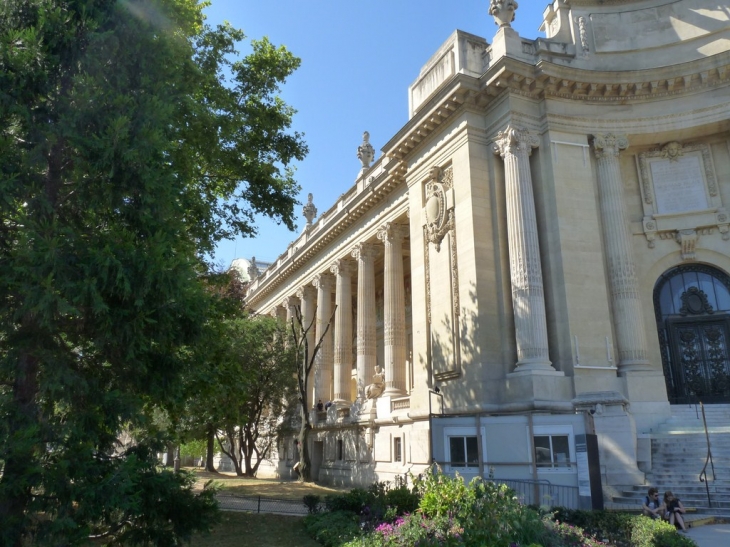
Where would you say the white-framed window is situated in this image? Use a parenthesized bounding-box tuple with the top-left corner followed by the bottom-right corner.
(443, 427, 486, 472)
(531, 425, 575, 471)
(393, 437, 402, 462)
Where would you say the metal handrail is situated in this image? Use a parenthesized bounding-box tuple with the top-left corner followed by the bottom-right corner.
(698, 401, 716, 508)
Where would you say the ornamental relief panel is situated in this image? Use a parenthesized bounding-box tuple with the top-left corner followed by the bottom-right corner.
(423, 165, 461, 381)
(637, 141, 729, 256)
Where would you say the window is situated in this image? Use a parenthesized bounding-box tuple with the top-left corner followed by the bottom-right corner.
(443, 426, 486, 471)
(532, 426, 574, 470)
(449, 436, 478, 467)
(336, 439, 343, 461)
(393, 437, 402, 462)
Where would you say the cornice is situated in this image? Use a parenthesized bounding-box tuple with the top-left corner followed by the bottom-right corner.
(246, 166, 407, 307)
(483, 51, 730, 103)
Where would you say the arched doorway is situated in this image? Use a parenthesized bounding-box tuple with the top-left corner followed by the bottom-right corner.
(654, 265, 730, 403)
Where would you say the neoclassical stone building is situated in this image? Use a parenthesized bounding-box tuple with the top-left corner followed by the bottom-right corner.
(244, 0, 730, 501)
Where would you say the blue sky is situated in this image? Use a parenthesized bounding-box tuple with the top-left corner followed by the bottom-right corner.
(206, 1, 547, 269)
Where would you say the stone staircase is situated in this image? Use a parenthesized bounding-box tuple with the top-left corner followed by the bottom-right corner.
(611, 404, 730, 517)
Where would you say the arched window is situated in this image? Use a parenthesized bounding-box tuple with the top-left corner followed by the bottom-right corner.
(654, 265, 730, 403)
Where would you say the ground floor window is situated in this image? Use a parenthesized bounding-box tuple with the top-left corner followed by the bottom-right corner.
(449, 436, 478, 467)
(443, 427, 485, 471)
(533, 426, 574, 470)
(393, 437, 402, 462)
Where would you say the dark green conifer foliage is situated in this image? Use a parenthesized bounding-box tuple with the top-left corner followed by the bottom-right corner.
(0, 0, 306, 544)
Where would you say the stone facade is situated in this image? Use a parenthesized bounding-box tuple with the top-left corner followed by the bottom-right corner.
(245, 0, 730, 497)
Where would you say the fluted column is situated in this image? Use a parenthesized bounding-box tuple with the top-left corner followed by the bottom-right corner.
(296, 285, 317, 407)
(331, 259, 354, 403)
(592, 133, 651, 373)
(494, 126, 554, 372)
(284, 296, 300, 325)
(377, 222, 408, 396)
(313, 273, 335, 402)
(352, 243, 378, 402)
(271, 305, 286, 323)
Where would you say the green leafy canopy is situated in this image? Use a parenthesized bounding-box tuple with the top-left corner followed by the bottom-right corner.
(0, 0, 306, 544)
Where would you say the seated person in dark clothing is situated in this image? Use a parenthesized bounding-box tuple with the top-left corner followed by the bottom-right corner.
(316, 399, 324, 411)
(663, 490, 687, 532)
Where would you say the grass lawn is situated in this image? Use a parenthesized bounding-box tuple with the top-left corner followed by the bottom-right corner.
(190, 468, 348, 500)
(189, 512, 320, 547)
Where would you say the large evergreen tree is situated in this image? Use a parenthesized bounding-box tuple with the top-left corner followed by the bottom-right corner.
(0, 0, 306, 544)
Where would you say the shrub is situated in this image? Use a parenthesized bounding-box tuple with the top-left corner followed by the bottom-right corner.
(383, 485, 420, 515)
(552, 508, 697, 547)
(630, 515, 696, 547)
(304, 511, 361, 547)
(325, 489, 373, 513)
(303, 494, 322, 514)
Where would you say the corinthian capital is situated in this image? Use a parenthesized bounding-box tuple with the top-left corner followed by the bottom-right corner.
(351, 242, 378, 261)
(313, 272, 335, 290)
(330, 258, 355, 277)
(296, 284, 316, 301)
(493, 126, 539, 158)
(592, 133, 629, 159)
(377, 222, 408, 244)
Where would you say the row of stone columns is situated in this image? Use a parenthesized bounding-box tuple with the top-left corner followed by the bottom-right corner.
(273, 225, 409, 408)
(493, 125, 649, 375)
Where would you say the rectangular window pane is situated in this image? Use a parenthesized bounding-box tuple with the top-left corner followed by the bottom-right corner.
(552, 435, 570, 467)
(465, 437, 479, 467)
(450, 437, 466, 467)
(394, 438, 402, 462)
(534, 435, 552, 467)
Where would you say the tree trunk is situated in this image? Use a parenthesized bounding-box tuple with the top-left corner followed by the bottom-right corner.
(217, 428, 243, 476)
(205, 424, 217, 472)
(297, 405, 313, 482)
(0, 351, 40, 547)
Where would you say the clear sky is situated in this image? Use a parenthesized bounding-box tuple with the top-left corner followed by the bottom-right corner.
(206, 0, 548, 269)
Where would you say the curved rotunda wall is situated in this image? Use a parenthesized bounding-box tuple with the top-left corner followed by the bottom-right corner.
(541, 0, 730, 70)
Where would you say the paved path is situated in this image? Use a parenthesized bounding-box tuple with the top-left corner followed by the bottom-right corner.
(685, 524, 730, 547)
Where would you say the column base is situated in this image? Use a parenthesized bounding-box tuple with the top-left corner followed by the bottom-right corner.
(508, 358, 564, 376)
(617, 360, 653, 375)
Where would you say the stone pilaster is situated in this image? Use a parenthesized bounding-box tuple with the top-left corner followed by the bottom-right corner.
(592, 133, 651, 373)
(377, 222, 408, 395)
(331, 259, 355, 403)
(313, 273, 335, 402)
(296, 285, 317, 407)
(494, 126, 555, 373)
(352, 243, 378, 402)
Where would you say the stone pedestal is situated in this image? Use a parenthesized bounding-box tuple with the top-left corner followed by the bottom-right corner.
(574, 392, 645, 487)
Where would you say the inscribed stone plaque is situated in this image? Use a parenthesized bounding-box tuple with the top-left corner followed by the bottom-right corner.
(650, 155, 708, 214)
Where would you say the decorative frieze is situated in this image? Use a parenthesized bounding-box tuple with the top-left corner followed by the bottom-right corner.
(423, 165, 461, 381)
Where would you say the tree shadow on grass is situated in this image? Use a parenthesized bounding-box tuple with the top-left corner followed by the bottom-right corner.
(189, 468, 348, 500)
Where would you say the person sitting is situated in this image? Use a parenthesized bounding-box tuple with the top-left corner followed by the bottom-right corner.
(663, 490, 688, 532)
(316, 399, 324, 411)
(324, 400, 333, 410)
(642, 487, 663, 520)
